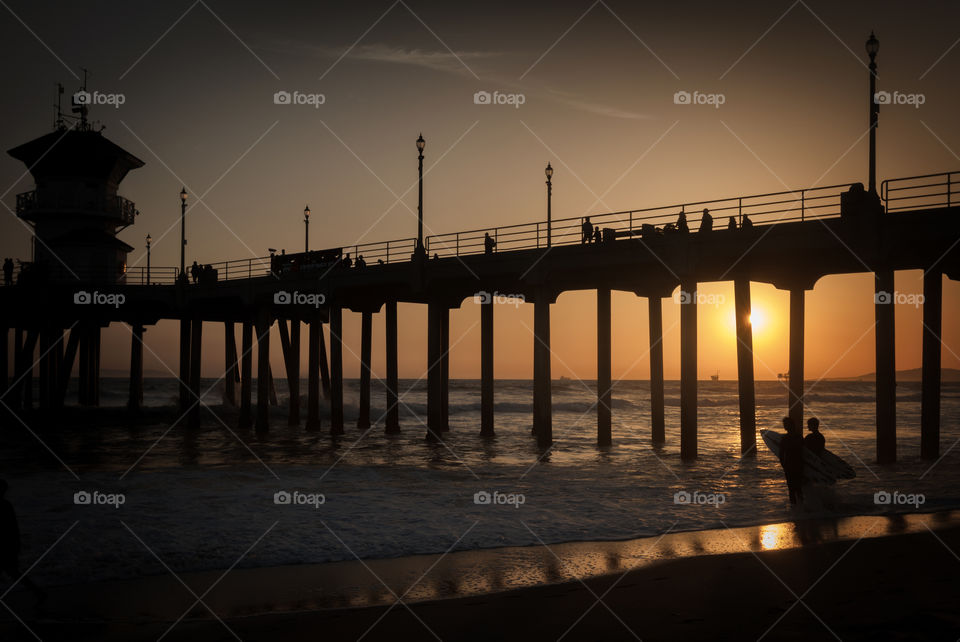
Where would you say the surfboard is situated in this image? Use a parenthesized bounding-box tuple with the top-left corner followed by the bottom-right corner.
(760, 429, 857, 486)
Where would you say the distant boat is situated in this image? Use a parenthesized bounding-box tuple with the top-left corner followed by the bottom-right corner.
(777, 372, 789, 383)
(710, 370, 719, 382)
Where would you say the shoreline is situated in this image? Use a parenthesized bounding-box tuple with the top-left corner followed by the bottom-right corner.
(2, 509, 957, 640)
(4, 512, 958, 641)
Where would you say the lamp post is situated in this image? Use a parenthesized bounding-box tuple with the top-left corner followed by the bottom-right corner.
(146, 234, 152, 284)
(416, 133, 425, 255)
(545, 162, 554, 247)
(179, 187, 188, 281)
(866, 31, 880, 194)
(304, 205, 310, 252)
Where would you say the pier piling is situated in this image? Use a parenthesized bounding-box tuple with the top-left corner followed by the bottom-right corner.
(189, 319, 202, 429)
(385, 300, 400, 434)
(306, 314, 322, 430)
(921, 269, 942, 459)
(788, 288, 805, 432)
(734, 278, 756, 454)
(224, 322, 237, 407)
(648, 296, 665, 445)
(597, 287, 612, 446)
(533, 294, 552, 447)
(240, 321, 253, 429)
(680, 280, 698, 460)
(480, 296, 494, 436)
(329, 305, 344, 435)
(358, 310, 372, 430)
(255, 312, 271, 433)
(875, 270, 897, 463)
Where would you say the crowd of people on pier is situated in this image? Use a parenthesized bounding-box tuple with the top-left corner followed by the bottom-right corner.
(578, 209, 755, 245)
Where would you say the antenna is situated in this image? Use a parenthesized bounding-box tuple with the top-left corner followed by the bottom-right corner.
(54, 82, 64, 130)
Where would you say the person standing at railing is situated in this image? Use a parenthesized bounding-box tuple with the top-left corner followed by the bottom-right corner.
(190, 260, 200, 284)
(741, 215, 754, 229)
(484, 232, 497, 255)
(2, 258, 12, 286)
(699, 208, 713, 233)
(677, 211, 689, 234)
(581, 217, 594, 244)
(727, 216, 737, 231)
(355, 255, 366, 268)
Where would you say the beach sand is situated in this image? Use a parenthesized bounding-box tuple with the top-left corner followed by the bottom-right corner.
(3, 514, 959, 641)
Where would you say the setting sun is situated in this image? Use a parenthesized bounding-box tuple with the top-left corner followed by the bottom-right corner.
(749, 308, 767, 332)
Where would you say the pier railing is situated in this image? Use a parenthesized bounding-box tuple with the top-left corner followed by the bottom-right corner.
(425, 183, 854, 258)
(881, 171, 960, 213)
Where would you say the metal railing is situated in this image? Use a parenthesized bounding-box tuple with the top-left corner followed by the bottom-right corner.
(1, 263, 180, 286)
(881, 171, 960, 213)
(425, 183, 853, 258)
(15, 189, 139, 225)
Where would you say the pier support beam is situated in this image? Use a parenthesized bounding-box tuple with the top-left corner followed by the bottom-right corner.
(0, 326, 7, 405)
(240, 321, 253, 429)
(875, 270, 897, 464)
(77, 327, 88, 406)
(426, 302, 443, 440)
(255, 312, 271, 433)
(648, 296, 665, 445)
(440, 308, 450, 432)
(480, 296, 494, 436)
(385, 301, 400, 434)
(533, 294, 552, 447)
(734, 278, 756, 455)
(597, 287, 612, 446)
(921, 270, 942, 460)
(189, 319, 202, 429)
(788, 289, 805, 432)
(58, 327, 80, 408)
(38, 328, 52, 410)
(358, 311, 373, 430)
(319, 324, 331, 399)
(306, 314, 322, 431)
(128, 324, 144, 412)
(224, 322, 237, 407)
(679, 280, 697, 460)
(289, 320, 301, 426)
(179, 319, 191, 412)
(329, 305, 344, 435)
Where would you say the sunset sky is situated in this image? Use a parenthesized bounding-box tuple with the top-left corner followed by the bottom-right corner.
(2, 0, 959, 380)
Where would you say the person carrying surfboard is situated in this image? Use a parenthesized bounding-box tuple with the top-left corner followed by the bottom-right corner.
(779, 417, 805, 505)
(804, 417, 826, 454)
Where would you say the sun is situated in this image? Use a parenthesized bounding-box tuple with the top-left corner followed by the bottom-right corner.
(748, 307, 767, 331)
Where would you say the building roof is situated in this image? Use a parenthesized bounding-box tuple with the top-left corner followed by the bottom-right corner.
(7, 129, 145, 186)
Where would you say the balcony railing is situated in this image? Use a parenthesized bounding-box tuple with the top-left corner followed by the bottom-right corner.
(15, 190, 139, 225)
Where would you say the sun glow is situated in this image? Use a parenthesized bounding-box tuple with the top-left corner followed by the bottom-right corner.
(749, 307, 767, 332)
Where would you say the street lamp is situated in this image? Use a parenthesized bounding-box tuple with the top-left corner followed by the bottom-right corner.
(545, 162, 554, 247)
(304, 205, 311, 252)
(866, 31, 880, 194)
(179, 187, 188, 282)
(416, 133, 425, 255)
(146, 233, 152, 284)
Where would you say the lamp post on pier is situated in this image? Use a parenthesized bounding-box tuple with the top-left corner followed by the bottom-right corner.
(545, 162, 554, 247)
(304, 205, 310, 252)
(179, 187, 188, 282)
(416, 133, 425, 256)
(145, 234, 151, 284)
(866, 31, 880, 194)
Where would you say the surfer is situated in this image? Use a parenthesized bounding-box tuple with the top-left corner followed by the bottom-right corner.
(804, 417, 826, 455)
(779, 417, 805, 505)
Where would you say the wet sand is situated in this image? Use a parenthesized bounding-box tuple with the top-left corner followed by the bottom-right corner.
(3, 512, 959, 641)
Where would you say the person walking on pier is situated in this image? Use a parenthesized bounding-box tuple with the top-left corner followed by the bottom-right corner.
(355, 255, 366, 268)
(582, 217, 594, 244)
(0, 480, 46, 604)
(727, 216, 737, 230)
(484, 232, 496, 254)
(3, 258, 13, 286)
(699, 208, 713, 233)
(779, 417, 805, 505)
(741, 215, 754, 229)
(190, 260, 200, 284)
(677, 211, 689, 233)
(804, 417, 826, 455)
(342, 253, 352, 268)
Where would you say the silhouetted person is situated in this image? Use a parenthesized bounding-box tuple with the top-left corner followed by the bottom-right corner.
(190, 260, 200, 284)
(677, 211, 689, 233)
(593, 228, 602, 244)
(805, 417, 825, 455)
(741, 215, 754, 229)
(727, 216, 737, 230)
(582, 217, 594, 244)
(0, 480, 45, 603)
(700, 208, 713, 233)
(484, 232, 496, 255)
(779, 417, 804, 505)
(3, 258, 12, 286)
(377, 259, 384, 265)
(342, 253, 352, 268)
(355, 255, 366, 268)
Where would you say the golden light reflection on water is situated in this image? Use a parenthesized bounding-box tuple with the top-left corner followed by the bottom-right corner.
(759, 523, 794, 551)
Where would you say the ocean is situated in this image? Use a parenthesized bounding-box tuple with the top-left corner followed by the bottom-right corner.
(2, 377, 958, 589)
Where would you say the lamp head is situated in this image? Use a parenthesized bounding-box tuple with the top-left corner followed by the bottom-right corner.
(416, 133, 425, 153)
(304, 205, 310, 219)
(146, 233, 152, 246)
(866, 31, 879, 57)
(545, 162, 554, 179)
(179, 187, 188, 203)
